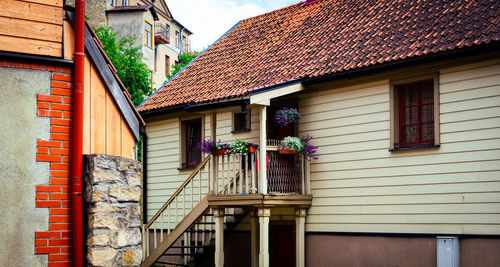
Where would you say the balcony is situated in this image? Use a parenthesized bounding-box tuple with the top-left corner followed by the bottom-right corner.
(154, 23, 169, 44)
(207, 142, 311, 207)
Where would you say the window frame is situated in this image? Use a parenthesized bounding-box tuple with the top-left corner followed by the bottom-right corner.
(175, 31, 180, 48)
(179, 117, 204, 170)
(144, 20, 153, 49)
(232, 109, 251, 133)
(165, 24, 170, 41)
(390, 74, 440, 151)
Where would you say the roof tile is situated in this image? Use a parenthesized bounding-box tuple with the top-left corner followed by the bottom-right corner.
(139, 0, 500, 112)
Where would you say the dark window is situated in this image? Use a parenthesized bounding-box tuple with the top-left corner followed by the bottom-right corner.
(233, 111, 250, 132)
(166, 24, 170, 40)
(397, 79, 434, 148)
(184, 119, 202, 168)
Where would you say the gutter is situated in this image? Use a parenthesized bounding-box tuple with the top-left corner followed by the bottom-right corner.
(72, 0, 85, 266)
(139, 98, 249, 118)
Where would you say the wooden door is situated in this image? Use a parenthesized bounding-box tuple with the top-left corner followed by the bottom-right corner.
(270, 225, 295, 267)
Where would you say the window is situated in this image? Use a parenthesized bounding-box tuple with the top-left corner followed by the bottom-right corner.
(175, 31, 179, 48)
(110, 0, 115, 6)
(144, 21, 153, 48)
(165, 24, 170, 41)
(145, 67, 153, 90)
(182, 36, 187, 51)
(232, 110, 250, 132)
(183, 119, 202, 168)
(391, 76, 439, 150)
(165, 55, 170, 76)
(122, 0, 128, 6)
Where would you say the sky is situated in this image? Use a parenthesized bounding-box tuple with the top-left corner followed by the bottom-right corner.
(164, 0, 300, 51)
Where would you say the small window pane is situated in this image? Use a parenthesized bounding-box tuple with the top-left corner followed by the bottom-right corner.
(404, 88, 418, 106)
(421, 123, 434, 142)
(420, 104, 434, 123)
(405, 107, 418, 124)
(403, 125, 418, 144)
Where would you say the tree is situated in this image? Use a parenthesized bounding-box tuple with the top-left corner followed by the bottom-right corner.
(94, 26, 152, 106)
(166, 51, 200, 80)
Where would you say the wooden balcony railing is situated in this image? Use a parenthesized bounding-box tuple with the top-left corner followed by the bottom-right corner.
(211, 146, 311, 196)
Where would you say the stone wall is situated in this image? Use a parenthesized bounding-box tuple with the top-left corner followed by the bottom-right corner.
(84, 154, 142, 266)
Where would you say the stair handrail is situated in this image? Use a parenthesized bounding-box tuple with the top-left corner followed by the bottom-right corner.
(145, 154, 212, 229)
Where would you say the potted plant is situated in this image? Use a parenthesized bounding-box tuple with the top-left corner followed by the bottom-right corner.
(278, 135, 319, 160)
(278, 136, 303, 155)
(247, 142, 258, 153)
(200, 139, 231, 156)
(274, 107, 301, 126)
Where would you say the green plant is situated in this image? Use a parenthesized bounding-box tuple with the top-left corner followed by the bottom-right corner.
(94, 26, 152, 106)
(278, 136, 304, 152)
(165, 51, 200, 80)
(230, 139, 249, 154)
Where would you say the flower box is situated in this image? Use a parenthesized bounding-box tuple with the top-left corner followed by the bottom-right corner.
(213, 149, 227, 156)
(278, 148, 299, 155)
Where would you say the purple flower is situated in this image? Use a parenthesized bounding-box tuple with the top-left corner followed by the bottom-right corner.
(301, 135, 318, 161)
(274, 108, 301, 126)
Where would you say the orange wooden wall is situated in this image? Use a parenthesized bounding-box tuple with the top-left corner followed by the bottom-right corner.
(0, 0, 64, 57)
(82, 56, 137, 159)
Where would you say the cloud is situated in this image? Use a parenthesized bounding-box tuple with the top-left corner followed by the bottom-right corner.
(164, 0, 299, 51)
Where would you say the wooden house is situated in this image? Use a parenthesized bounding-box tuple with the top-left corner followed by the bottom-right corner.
(0, 1, 143, 266)
(138, 0, 500, 266)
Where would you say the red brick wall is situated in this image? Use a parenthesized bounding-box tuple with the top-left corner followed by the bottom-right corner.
(1, 59, 74, 267)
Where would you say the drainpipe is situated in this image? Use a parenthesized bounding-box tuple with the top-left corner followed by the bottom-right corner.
(72, 0, 85, 266)
(140, 129, 148, 223)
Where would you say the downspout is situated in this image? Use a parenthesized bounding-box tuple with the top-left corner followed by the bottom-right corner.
(140, 129, 148, 223)
(72, 0, 85, 266)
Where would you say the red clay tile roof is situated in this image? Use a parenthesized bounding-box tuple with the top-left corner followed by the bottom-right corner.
(139, 0, 500, 112)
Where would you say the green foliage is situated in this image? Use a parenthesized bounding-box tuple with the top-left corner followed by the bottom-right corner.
(94, 26, 152, 106)
(166, 51, 200, 80)
(279, 136, 304, 152)
(229, 139, 249, 154)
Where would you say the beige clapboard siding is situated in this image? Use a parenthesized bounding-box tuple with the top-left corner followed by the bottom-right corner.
(146, 118, 188, 221)
(216, 108, 260, 144)
(301, 62, 500, 234)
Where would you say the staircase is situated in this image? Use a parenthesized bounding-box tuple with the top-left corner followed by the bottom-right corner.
(141, 147, 311, 266)
(142, 151, 260, 266)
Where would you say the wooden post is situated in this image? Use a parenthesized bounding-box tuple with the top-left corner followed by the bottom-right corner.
(214, 208, 225, 267)
(250, 211, 258, 267)
(259, 106, 267, 195)
(295, 208, 306, 267)
(258, 208, 270, 267)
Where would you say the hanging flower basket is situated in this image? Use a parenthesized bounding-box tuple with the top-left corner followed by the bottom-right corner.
(274, 108, 301, 126)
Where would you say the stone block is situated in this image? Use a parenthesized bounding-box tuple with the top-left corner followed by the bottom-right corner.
(110, 187, 140, 202)
(87, 248, 117, 267)
(121, 249, 142, 266)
